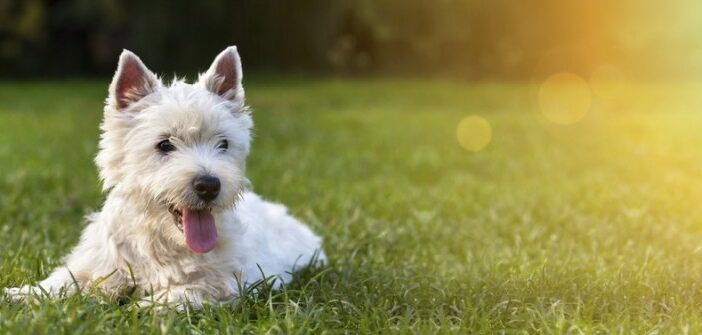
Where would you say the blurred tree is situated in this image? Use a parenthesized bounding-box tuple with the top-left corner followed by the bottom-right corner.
(0, 0, 698, 80)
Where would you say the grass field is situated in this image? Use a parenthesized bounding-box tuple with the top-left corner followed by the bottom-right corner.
(3, 78, 702, 333)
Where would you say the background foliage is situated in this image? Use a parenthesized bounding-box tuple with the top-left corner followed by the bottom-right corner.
(2, 0, 702, 79)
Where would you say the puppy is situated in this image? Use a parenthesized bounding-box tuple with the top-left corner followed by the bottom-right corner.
(4, 46, 325, 308)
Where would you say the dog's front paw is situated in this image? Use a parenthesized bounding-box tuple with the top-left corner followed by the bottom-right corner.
(4, 286, 42, 303)
(131, 298, 164, 311)
(133, 297, 190, 312)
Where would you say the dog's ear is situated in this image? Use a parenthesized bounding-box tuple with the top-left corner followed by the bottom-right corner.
(199, 46, 244, 103)
(108, 50, 160, 110)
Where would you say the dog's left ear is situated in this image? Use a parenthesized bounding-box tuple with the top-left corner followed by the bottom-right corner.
(199, 46, 244, 103)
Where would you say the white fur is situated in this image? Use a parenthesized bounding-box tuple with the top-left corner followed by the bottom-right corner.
(4, 47, 325, 309)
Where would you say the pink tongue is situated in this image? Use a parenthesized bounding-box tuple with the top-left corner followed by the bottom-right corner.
(182, 208, 217, 253)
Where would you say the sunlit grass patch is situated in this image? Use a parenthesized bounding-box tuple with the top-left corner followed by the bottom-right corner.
(2, 79, 702, 333)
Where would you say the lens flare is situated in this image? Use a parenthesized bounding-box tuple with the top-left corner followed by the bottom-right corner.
(456, 116, 492, 152)
(538, 72, 592, 125)
(590, 64, 627, 103)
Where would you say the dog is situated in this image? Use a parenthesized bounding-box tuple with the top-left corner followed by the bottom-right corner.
(4, 46, 325, 308)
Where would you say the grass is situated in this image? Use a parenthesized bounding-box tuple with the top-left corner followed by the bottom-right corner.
(3, 78, 702, 333)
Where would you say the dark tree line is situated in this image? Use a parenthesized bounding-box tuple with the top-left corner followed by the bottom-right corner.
(0, 0, 689, 79)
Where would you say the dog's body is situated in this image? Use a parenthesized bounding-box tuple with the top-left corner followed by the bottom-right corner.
(4, 47, 325, 308)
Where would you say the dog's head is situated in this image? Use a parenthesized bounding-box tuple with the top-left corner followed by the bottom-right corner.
(96, 47, 252, 253)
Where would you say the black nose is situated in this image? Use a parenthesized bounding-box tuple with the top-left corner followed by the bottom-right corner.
(192, 175, 221, 202)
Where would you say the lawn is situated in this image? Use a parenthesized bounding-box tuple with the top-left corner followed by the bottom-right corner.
(3, 78, 702, 333)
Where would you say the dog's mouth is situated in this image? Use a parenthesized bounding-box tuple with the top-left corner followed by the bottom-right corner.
(168, 206, 184, 231)
(168, 205, 218, 254)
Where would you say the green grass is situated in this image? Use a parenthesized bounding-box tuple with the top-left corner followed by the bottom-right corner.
(3, 78, 702, 333)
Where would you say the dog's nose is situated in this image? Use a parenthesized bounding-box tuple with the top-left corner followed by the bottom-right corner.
(192, 175, 221, 202)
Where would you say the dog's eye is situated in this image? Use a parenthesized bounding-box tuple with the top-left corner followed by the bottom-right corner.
(217, 139, 228, 151)
(157, 139, 176, 153)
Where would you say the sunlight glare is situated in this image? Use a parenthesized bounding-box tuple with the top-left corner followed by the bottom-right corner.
(456, 116, 492, 152)
(590, 64, 627, 103)
(539, 72, 592, 125)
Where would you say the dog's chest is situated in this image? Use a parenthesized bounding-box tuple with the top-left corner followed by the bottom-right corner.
(115, 237, 238, 293)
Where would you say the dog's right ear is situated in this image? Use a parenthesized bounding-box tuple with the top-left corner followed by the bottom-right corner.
(108, 50, 160, 110)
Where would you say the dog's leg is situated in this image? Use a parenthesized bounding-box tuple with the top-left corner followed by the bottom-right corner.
(137, 286, 235, 310)
(4, 267, 80, 302)
(4, 220, 122, 302)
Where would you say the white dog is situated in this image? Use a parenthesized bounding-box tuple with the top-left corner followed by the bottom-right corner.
(4, 46, 325, 308)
